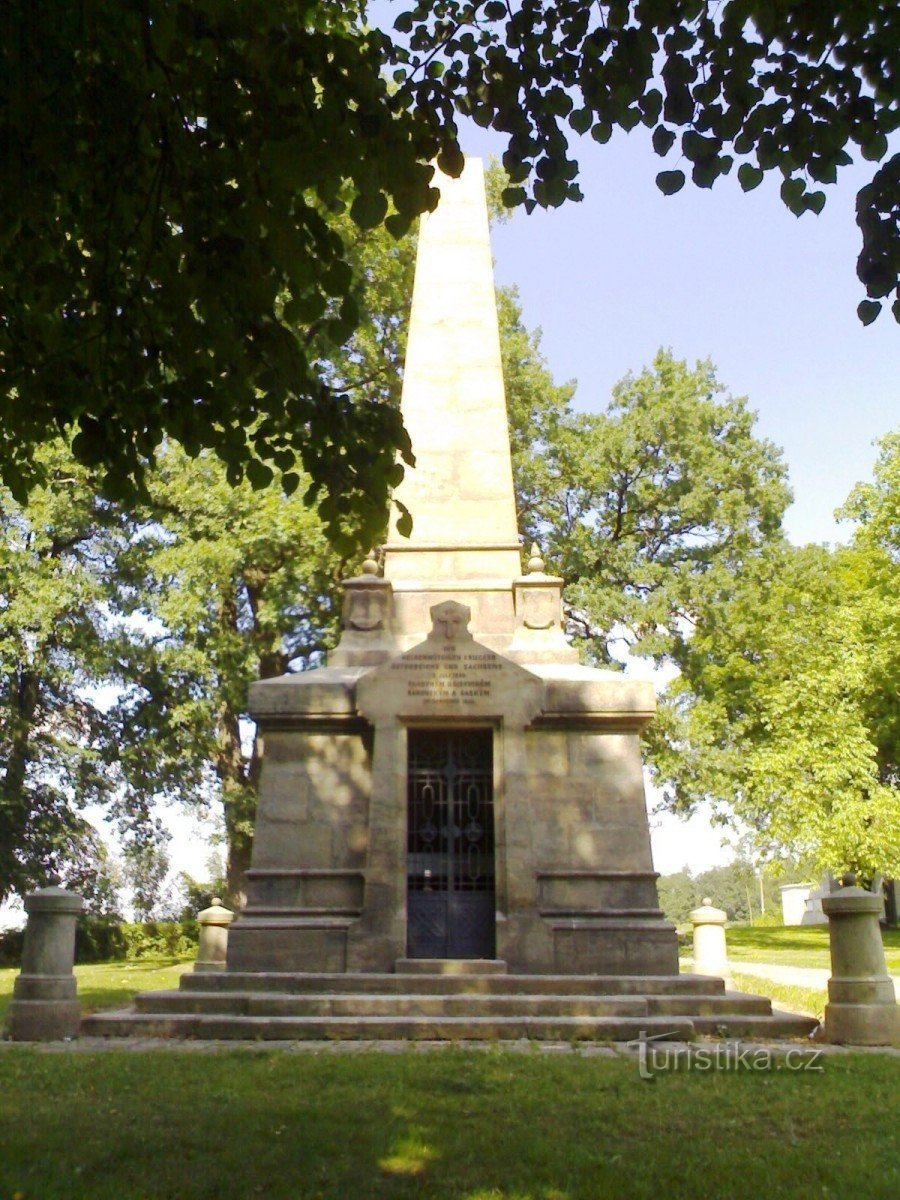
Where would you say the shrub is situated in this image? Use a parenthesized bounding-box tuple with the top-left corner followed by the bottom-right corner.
(0, 927, 25, 967)
(0, 917, 199, 968)
(116, 920, 198, 960)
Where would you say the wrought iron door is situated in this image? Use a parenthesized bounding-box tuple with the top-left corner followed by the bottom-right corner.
(406, 728, 496, 959)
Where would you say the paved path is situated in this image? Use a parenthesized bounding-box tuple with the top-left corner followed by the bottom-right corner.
(0, 1035, 896, 1057)
(727, 960, 900, 999)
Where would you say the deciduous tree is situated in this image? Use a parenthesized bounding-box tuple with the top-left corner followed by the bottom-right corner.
(0, 444, 125, 904)
(516, 349, 791, 664)
(652, 522, 900, 878)
(3, 1, 896, 536)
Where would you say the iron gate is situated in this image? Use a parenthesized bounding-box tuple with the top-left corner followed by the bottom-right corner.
(406, 728, 496, 959)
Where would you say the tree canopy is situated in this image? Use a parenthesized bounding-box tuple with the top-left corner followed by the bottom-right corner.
(515, 347, 791, 665)
(0, 0, 454, 550)
(651, 433, 900, 879)
(392, 1, 899, 323)
(2, 0, 897, 542)
(2, 140, 896, 905)
(0, 443, 126, 905)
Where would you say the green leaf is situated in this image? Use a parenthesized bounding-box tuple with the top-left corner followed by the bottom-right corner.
(619, 107, 642, 132)
(246, 460, 275, 490)
(691, 158, 719, 188)
(350, 190, 388, 231)
(738, 164, 764, 192)
(437, 143, 466, 177)
(806, 190, 826, 215)
(385, 213, 413, 240)
(641, 90, 663, 127)
(501, 186, 527, 208)
(656, 170, 686, 196)
(682, 130, 719, 162)
(857, 300, 881, 325)
(569, 108, 593, 135)
(395, 510, 413, 538)
(861, 133, 889, 163)
(652, 127, 676, 156)
(780, 176, 807, 216)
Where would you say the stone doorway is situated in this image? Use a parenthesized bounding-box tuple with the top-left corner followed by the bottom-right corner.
(406, 728, 496, 959)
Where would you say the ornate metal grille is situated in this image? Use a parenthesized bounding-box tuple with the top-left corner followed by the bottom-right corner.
(406, 728, 495, 959)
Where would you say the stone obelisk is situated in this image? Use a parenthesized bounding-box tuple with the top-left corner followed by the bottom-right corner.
(83, 152, 815, 1043)
(383, 159, 522, 653)
(226, 154, 676, 980)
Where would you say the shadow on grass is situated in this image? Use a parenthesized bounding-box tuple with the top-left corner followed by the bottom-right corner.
(0, 1048, 896, 1200)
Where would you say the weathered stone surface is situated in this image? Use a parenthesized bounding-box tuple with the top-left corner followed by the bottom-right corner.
(194, 899, 234, 974)
(382, 159, 521, 653)
(7, 886, 83, 1041)
(689, 898, 732, 985)
(329, 557, 397, 667)
(158, 156, 680, 1000)
(356, 601, 543, 727)
(83, 969, 819, 1041)
(508, 548, 578, 664)
(822, 885, 900, 1046)
(384, 160, 519, 562)
(247, 666, 365, 720)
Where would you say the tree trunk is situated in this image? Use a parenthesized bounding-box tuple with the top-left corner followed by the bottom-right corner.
(214, 697, 256, 908)
(0, 667, 40, 902)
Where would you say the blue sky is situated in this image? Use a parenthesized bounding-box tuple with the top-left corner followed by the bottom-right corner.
(468, 126, 898, 547)
(370, 4, 898, 547)
(447, 120, 897, 874)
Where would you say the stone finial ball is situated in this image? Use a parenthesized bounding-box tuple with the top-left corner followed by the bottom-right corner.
(841, 873, 857, 888)
(526, 543, 545, 573)
(702, 897, 712, 907)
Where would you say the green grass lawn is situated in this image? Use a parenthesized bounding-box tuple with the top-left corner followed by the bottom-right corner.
(730, 971, 826, 1020)
(0, 1048, 896, 1200)
(722, 925, 900, 972)
(0, 956, 192, 1028)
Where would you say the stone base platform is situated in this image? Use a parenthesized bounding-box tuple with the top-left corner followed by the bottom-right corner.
(81, 965, 818, 1042)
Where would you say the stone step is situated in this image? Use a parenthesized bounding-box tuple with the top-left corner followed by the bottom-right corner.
(395, 958, 508, 975)
(82, 1011, 697, 1042)
(647, 992, 773, 1017)
(179, 972, 726, 997)
(133, 989, 776, 1021)
(134, 991, 652, 1018)
(692, 1011, 820, 1039)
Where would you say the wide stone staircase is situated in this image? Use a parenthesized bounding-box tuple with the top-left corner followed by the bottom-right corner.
(82, 960, 819, 1041)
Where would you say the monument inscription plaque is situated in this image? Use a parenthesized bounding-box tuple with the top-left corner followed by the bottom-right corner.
(392, 649, 502, 707)
(358, 601, 543, 724)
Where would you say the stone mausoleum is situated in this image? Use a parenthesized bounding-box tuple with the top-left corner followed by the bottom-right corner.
(227, 159, 676, 978)
(86, 159, 817, 1040)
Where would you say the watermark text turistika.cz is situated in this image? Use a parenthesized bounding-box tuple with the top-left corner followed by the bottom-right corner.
(631, 1031, 825, 1078)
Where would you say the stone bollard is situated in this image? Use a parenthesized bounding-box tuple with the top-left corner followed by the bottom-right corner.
(194, 898, 234, 973)
(7, 886, 83, 1041)
(821, 876, 900, 1046)
(690, 897, 732, 985)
